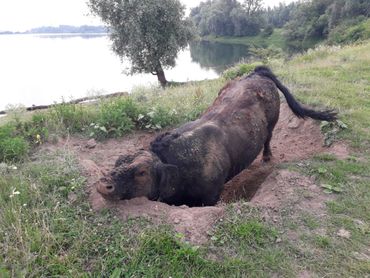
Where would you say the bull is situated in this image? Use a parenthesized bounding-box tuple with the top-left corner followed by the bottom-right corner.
(96, 66, 336, 206)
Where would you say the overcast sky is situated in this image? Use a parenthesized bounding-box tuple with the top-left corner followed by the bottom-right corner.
(0, 0, 296, 32)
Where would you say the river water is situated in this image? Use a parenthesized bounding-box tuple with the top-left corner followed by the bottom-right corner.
(0, 34, 250, 110)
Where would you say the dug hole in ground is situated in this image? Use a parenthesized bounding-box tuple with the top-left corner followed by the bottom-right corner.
(43, 103, 349, 245)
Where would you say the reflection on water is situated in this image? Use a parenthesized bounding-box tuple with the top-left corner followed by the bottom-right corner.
(190, 41, 250, 74)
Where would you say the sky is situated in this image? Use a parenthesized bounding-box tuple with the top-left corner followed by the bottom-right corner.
(0, 0, 296, 32)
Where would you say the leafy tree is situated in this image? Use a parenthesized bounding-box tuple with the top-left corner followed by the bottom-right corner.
(265, 2, 298, 28)
(284, 0, 369, 50)
(242, 0, 263, 16)
(88, 0, 195, 87)
(190, 0, 265, 37)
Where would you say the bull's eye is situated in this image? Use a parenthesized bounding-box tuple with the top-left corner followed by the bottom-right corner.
(136, 171, 146, 177)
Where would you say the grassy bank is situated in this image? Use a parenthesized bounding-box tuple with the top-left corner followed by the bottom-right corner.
(202, 28, 286, 49)
(202, 19, 370, 52)
(273, 42, 370, 148)
(1, 41, 370, 277)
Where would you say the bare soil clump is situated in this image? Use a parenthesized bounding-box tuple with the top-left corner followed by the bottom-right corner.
(43, 103, 348, 244)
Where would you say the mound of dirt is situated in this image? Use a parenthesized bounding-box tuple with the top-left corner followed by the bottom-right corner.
(251, 170, 333, 217)
(44, 103, 348, 244)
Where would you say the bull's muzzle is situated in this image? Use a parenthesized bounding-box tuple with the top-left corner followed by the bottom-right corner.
(95, 177, 116, 198)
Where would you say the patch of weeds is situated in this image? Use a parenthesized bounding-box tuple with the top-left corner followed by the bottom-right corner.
(124, 230, 204, 277)
(123, 228, 292, 278)
(300, 213, 320, 230)
(0, 149, 149, 276)
(212, 208, 277, 249)
(320, 184, 344, 194)
(87, 122, 109, 140)
(314, 235, 331, 249)
(24, 150, 85, 198)
(49, 102, 96, 133)
(0, 124, 29, 162)
(249, 46, 284, 63)
(313, 153, 337, 162)
(13, 113, 50, 146)
(230, 220, 278, 247)
(210, 204, 277, 248)
(136, 106, 178, 131)
(0, 267, 10, 278)
(222, 62, 262, 80)
(309, 159, 368, 185)
(95, 97, 139, 138)
(320, 120, 348, 147)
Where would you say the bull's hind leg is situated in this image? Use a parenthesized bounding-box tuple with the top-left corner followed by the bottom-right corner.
(262, 123, 276, 162)
(262, 132, 273, 162)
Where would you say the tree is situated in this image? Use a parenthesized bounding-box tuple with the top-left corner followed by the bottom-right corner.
(88, 0, 195, 87)
(189, 0, 265, 37)
(243, 0, 263, 16)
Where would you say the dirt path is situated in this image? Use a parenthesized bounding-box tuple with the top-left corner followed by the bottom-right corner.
(43, 103, 349, 245)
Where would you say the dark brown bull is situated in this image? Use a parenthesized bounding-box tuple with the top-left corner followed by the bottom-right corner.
(96, 66, 336, 206)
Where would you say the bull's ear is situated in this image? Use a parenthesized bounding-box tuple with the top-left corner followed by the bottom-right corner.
(115, 154, 135, 167)
(157, 164, 179, 200)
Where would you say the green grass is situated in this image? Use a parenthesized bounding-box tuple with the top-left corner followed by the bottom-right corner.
(1, 41, 370, 276)
(271, 42, 370, 149)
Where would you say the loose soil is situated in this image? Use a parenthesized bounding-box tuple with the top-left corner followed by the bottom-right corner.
(43, 103, 349, 245)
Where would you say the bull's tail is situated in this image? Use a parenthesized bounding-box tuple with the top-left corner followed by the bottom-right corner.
(253, 66, 337, 121)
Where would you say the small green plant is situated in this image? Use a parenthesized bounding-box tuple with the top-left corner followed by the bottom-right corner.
(136, 106, 178, 130)
(320, 120, 348, 147)
(249, 46, 284, 63)
(232, 220, 278, 246)
(17, 113, 49, 146)
(96, 97, 139, 138)
(321, 183, 344, 194)
(0, 124, 29, 162)
(88, 122, 108, 140)
(214, 218, 278, 248)
(314, 235, 331, 248)
(222, 62, 262, 80)
(50, 102, 96, 133)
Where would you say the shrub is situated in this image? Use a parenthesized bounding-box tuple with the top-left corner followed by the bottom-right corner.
(0, 124, 29, 162)
(222, 62, 262, 80)
(262, 25, 274, 37)
(96, 97, 140, 138)
(19, 113, 49, 145)
(49, 102, 96, 133)
(328, 18, 370, 45)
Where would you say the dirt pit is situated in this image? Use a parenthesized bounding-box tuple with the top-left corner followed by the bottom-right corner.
(44, 103, 349, 245)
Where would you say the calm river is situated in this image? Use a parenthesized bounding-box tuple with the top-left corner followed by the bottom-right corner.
(0, 34, 249, 110)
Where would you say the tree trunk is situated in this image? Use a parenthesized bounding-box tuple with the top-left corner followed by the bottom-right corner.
(155, 63, 167, 87)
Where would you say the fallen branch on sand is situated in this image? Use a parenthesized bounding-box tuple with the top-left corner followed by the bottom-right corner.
(0, 92, 128, 115)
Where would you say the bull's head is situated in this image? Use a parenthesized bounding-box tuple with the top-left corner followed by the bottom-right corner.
(96, 150, 179, 202)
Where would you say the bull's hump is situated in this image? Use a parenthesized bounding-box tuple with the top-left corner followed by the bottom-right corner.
(169, 121, 222, 160)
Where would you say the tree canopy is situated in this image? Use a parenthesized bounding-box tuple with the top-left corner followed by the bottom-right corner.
(190, 0, 370, 50)
(281, 0, 370, 50)
(88, 0, 195, 86)
(190, 0, 265, 37)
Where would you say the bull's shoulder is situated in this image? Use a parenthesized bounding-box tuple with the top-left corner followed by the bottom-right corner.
(150, 121, 224, 164)
(150, 132, 180, 162)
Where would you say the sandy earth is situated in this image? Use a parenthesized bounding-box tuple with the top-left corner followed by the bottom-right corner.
(43, 103, 349, 245)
